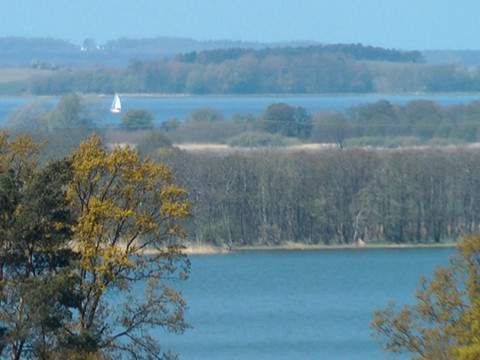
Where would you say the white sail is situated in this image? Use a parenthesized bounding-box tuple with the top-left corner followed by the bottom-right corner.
(110, 93, 122, 113)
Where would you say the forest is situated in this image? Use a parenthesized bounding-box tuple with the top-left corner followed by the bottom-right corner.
(20, 43, 480, 95)
(174, 44, 423, 63)
(8, 126, 479, 247)
(155, 148, 480, 246)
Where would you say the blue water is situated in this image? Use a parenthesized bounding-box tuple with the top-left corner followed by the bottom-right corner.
(160, 248, 453, 360)
(1, 94, 480, 125)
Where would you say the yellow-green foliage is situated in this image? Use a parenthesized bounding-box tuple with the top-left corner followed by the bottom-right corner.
(372, 235, 480, 360)
(0, 133, 191, 359)
(449, 237, 480, 360)
(0, 131, 42, 178)
(68, 135, 190, 288)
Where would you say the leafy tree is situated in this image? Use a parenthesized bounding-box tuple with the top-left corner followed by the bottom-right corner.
(121, 109, 154, 130)
(38, 93, 95, 161)
(371, 235, 480, 360)
(65, 135, 190, 359)
(8, 94, 96, 161)
(45, 93, 90, 130)
(0, 133, 77, 359)
(0, 133, 191, 359)
(4, 101, 48, 131)
(261, 103, 312, 139)
(188, 108, 224, 123)
(160, 118, 181, 132)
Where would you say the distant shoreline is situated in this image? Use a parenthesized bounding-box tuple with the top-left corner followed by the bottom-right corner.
(182, 242, 457, 255)
(3, 92, 480, 99)
(78, 92, 480, 99)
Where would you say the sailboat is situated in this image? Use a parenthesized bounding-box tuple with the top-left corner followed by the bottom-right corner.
(110, 93, 122, 114)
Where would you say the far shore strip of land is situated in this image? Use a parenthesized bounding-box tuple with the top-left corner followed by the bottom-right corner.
(181, 242, 457, 255)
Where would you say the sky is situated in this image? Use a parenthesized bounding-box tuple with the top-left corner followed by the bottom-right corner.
(1, 0, 479, 50)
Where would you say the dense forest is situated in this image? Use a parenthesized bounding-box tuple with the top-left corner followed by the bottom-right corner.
(24, 43, 480, 95)
(175, 44, 423, 63)
(157, 148, 480, 246)
(330, 99, 480, 145)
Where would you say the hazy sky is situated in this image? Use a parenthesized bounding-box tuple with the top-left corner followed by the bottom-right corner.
(2, 0, 479, 49)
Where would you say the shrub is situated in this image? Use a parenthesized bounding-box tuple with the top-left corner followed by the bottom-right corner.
(261, 103, 312, 139)
(121, 109, 154, 130)
(160, 117, 180, 132)
(136, 131, 172, 156)
(188, 107, 224, 122)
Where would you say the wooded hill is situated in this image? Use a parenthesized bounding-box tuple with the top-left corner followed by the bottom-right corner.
(0, 36, 294, 67)
(5, 38, 480, 94)
(24, 43, 480, 95)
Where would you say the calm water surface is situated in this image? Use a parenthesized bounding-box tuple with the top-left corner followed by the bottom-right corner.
(160, 248, 453, 360)
(1, 94, 480, 125)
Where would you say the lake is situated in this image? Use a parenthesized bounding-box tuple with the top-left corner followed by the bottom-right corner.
(161, 248, 453, 360)
(1, 94, 480, 126)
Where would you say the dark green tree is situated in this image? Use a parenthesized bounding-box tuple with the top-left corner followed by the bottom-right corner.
(261, 103, 312, 138)
(188, 107, 224, 123)
(160, 117, 181, 132)
(45, 93, 90, 130)
(121, 109, 154, 130)
(0, 133, 190, 359)
(0, 133, 77, 359)
(311, 113, 349, 148)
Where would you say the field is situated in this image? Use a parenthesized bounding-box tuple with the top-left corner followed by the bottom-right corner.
(0, 67, 54, 84)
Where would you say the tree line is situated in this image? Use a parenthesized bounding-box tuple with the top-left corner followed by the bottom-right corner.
(175, 44, 423, 64)
(313, 99, 480, 146)
(25, 44, 480, 95)
(154, 148, 480, 246)
(8, 94, 480, 160)
(150, 99, 480, 146)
